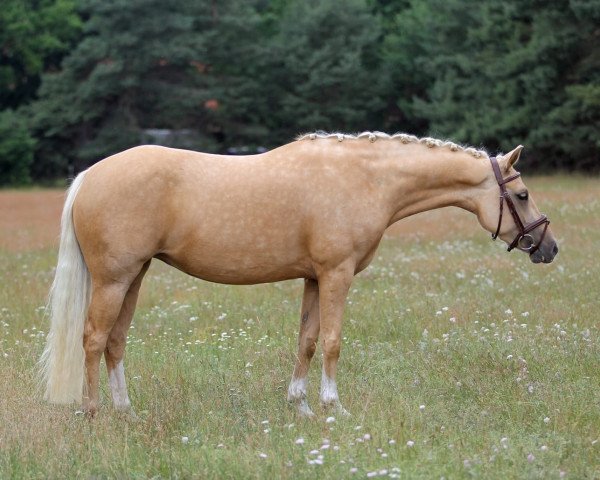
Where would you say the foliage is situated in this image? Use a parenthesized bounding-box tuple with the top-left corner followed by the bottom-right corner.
(28, 0, 387, 172)
(0, 0, 598, 183)
(264, 0, 387, 140)
(0, 0, 81, 110)
(384, 0, 600, 170)
(0, 110, 35, 185)
(28, 0, 215, 176)
(194, 0, 273, 147)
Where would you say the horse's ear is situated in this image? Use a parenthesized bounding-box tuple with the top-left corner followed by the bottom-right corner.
(501, 145, 524, 172)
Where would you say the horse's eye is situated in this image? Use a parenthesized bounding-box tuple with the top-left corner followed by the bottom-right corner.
(517, 191, 529, 201)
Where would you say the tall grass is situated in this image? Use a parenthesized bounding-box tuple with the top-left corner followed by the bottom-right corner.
(0, 176, 598, 478)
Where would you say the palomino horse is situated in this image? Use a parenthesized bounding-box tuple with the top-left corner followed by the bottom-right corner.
(40, 132, 558, 417)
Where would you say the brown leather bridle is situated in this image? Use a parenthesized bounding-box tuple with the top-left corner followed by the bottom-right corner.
(489, 156, 549, 254)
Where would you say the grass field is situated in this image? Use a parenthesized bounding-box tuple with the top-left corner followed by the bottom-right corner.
(0, 177, 599, 479)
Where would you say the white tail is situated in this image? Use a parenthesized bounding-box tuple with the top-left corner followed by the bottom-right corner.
(39, 171, 90, 404)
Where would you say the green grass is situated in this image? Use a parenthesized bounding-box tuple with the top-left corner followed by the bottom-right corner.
(1, 176, 599, 479)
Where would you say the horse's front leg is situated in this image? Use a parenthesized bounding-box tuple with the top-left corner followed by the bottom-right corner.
(318, 264, 353, 416)
(288, 279, 320, 417)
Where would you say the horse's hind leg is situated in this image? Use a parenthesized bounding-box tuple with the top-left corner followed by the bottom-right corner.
(104, 260, 151, 413)
(83, 280, 130, 416)
(288, 278, 320, 417)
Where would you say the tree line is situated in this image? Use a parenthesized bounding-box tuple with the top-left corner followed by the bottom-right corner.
(1, 0, 598, 185)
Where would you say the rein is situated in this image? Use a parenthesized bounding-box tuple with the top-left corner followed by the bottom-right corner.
(489, 156, 549, 254)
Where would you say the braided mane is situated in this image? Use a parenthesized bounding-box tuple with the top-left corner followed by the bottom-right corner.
(296, 131, 488, 158)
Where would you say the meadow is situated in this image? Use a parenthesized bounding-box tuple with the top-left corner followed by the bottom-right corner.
(0, 177, 598, 479)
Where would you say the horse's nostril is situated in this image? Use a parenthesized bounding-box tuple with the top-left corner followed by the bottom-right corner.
(552, 243, 559, 256)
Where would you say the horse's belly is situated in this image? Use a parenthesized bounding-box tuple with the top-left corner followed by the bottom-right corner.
(156, 243, 314, 285)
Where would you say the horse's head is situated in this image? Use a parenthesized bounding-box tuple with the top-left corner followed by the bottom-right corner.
(475, 146, 558, 264)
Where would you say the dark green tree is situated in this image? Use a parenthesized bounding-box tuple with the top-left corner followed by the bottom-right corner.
(191, 0, 389, 149)
(526, 0, 600, 170)
(385, 0, 600, 170)
(29, 0, 217, 177)
(14, 0, 597, 181)
(0, 110, 35, 185)
(264, 0, 387, 141)
(193, 0, 274, 148)
(0, 0, 81, 110)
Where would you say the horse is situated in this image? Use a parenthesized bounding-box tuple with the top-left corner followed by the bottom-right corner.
(39, 131, 558, 417)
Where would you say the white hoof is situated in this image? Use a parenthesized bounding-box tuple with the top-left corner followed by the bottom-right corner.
(336, 404, 351, 417)
(290, 399, 316, 418)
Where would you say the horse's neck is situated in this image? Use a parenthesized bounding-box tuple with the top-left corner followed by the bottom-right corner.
(374, 143, 488, 225)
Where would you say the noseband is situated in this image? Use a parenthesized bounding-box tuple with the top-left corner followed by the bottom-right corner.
(489, 156, 549, 254)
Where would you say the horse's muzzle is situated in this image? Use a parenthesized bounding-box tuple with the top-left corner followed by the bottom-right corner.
(529, 241, 559, 264)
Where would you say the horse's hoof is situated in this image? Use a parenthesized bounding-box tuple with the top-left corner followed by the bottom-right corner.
(80, 401, 98, 418)
(83, 408, 97, 419)
(116, 407, 140, 422)
(321, 401, 351, 417)
(336, 405, 351, 417)
(290, 399, 316, 419)
(298, 405, 316, 419)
